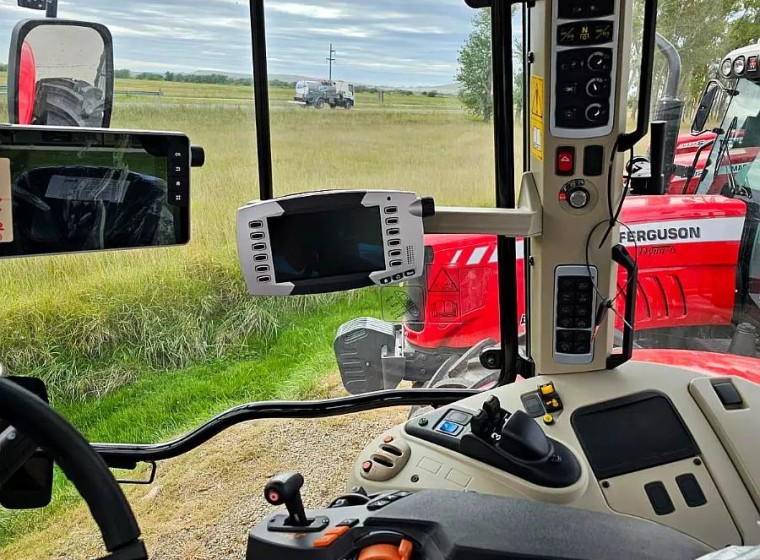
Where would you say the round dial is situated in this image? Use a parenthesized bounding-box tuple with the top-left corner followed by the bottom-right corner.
(585, 103, 606, 124)
(586, 78, 607, 97)
(568, 188, 590, 209)
(587, 51, 607, 71)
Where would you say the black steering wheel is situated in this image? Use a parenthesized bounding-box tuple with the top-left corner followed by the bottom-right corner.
(0, 378, 147, 559)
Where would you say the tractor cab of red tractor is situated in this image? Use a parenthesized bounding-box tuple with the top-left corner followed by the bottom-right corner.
(3, 0, 760, 559)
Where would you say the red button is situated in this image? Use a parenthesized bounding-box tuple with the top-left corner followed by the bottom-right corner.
(383, 435, 394, 443)
(362, 461, 373, 473)
(557, 147, 575, 175)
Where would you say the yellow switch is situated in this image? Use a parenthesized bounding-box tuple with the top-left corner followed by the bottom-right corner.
(543, 414, 555, 425)
(540, 383, 555, 396)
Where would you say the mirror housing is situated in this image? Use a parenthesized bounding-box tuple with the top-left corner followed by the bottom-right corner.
(6, 19, 114, 127)
(691, 80, 721, 134)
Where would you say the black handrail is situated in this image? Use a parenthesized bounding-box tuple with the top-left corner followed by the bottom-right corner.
(93, 389, 478, 468)
(607, 245, 638, 369)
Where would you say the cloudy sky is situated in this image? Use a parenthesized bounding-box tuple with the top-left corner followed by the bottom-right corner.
(0, 1, 522, 87)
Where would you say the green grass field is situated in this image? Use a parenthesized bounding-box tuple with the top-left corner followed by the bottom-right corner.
(0, 77, 500, 549)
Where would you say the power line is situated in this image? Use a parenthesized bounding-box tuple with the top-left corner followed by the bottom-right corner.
(326, 44, 336, 81)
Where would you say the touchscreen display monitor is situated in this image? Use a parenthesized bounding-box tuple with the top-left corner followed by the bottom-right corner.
(268, 206, 384, 282)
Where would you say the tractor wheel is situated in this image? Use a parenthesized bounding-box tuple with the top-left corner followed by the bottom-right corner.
(315, 98, 325, 109)
(345, 100, 354, 110)
(33, 78, 107, 127)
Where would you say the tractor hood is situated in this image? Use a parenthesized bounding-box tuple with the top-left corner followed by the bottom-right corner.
(633, 349, 760, 383)
(412, 196, 746, 351)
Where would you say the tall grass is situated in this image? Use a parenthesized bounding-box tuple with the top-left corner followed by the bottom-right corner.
(0, 97, 497, 403)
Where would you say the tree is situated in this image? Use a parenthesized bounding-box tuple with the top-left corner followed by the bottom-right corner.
(0, 63, 7, 72)
(456, 9, 493, 122)
(513, 36, 524, 120)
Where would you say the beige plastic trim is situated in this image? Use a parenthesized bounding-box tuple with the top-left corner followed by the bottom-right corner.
(358, 432, 412, 483)
(348, 362, 760, 546)
(601, 457, 740, 549)
(690, 377, 760, 511)
(423, 172, 542, 237)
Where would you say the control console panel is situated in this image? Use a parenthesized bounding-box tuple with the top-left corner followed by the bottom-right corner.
(237, 190, 431, 296)
(404, 396, 582, 488)
(552, 0, 619, 137)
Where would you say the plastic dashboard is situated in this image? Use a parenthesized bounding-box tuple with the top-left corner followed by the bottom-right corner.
(348, 361, 760, 550)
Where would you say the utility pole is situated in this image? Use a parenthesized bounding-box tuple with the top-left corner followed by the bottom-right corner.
(326, 44, 336, 81)
(46, 0, 58, 17)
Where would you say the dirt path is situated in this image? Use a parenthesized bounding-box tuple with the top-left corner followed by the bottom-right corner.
(1, 375, 408, 559)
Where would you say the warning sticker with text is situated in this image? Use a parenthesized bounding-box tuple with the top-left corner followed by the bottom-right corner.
(530, 75, 544, 162)
(0, 158, 12, 243)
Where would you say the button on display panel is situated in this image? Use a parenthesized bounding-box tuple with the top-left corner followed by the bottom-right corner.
(554, 266, 597, 364)
(436, 420, 463, 436)
(446, 410, 472, 425)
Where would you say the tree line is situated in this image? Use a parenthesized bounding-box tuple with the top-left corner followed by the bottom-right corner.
(115, 69, 253, 86)
(458, 0, 760, 122)
(0, 63, 7, 72)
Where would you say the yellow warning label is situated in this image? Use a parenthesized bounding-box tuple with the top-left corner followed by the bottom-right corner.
(529, 75, 544, 161)
(0, 158, 12, 243)
(530, 75, 544, 119)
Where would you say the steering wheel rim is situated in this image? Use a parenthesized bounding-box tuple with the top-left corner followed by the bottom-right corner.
(0, 377, 147, 559)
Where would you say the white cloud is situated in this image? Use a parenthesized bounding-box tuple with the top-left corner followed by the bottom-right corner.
(266, 3, 347, 20)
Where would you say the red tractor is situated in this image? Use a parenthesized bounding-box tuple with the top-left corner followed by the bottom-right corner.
(336, 40, 760, 395)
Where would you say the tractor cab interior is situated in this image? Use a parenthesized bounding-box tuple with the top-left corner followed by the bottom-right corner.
(2, 0, 760, 559)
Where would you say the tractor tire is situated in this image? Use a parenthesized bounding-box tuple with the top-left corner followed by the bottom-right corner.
(33, 78, 107, 128)
(345, 100, 354, 110)
(315, 98, 325, 109)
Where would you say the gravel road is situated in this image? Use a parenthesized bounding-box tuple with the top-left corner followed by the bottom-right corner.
(1, 376, 408, 560)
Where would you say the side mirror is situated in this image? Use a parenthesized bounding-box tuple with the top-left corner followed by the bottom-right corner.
(6, 19, 114, 127)
(691, 80, 721, 134)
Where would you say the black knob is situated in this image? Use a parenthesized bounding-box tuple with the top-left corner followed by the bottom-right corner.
(264, 472, 310, 527)
(586, 78, 606, 97)
(497, 410, 552, 461)
(470, 409, 492, 439)
(482, 396, 502, 422)
(585, 103, 606, 124)
(191, 145, 205, 168)
(587, 51, 607, 72)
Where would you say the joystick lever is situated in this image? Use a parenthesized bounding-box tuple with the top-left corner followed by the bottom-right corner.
(470, 396, 509, 440)
(264, 472, 310, 527)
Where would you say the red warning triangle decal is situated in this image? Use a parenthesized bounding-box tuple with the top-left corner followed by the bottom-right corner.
(429, 269, 459, 293)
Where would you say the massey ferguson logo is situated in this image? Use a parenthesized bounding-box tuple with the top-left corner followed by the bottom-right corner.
(620, 226, 702, 244)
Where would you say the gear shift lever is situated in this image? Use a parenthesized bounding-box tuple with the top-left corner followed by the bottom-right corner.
(264, 472, 310, 527)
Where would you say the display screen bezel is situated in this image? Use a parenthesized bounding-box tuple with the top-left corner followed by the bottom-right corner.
(0, 126, 190, 259)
